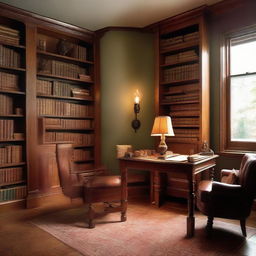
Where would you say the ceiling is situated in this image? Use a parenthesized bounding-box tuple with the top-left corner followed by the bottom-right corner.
(0, 0, 222, 31)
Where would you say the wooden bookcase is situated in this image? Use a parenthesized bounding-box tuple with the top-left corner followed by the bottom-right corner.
(0, 3, 100, 207)
(156, 8, 209, 156)
(36, 28, 95, 172)
(154, 8, 210, 199)
(0, 17, 27, 203)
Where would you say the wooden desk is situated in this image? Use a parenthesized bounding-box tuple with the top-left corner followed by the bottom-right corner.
(119, 155, 218, 237)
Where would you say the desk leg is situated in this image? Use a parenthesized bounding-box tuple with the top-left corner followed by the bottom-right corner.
(187, 181, 195, 237)
(120, 163, 127, 222)
(150, 172, 154, 204)
(153, 170, 161, 207)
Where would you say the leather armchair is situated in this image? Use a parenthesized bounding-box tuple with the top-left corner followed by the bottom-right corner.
(197, 153, 256, 236)
(56, 144, 126, 228)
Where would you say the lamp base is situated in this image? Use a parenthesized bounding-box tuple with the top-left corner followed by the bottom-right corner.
(158, 134, 168, 155)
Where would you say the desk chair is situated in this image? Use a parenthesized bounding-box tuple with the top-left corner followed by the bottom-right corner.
(56, 143, 126, 228)
(197, 153, 256, 236)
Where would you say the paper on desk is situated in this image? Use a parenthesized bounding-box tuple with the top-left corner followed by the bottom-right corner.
(165, 155, 188, 161)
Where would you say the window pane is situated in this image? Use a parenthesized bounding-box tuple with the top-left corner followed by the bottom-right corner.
(230, 74, 256, 141)
(230, 40, 256, 75)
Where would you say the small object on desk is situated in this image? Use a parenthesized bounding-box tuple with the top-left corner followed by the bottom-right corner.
(133, 149, 156, 157)
(157, 151, 178, 159)
(166, 155, 188, 162)
(116, 145, 133, 158)
(199, 141, 214, 156)
(187, 154, 209, 162)
(124, 152, 133, 158)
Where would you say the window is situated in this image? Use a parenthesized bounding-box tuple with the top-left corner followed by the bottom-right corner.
(221, 28, 256, 152)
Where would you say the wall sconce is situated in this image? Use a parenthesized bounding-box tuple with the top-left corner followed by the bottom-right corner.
(131, 90, 141, 132)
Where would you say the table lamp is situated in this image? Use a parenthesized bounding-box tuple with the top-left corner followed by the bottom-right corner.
(151, 116, 174, 155)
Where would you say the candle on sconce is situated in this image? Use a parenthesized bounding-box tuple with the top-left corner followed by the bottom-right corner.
(132, 89, 141, 132)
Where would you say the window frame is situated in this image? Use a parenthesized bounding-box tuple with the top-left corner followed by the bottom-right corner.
(220, 25, 256, 153)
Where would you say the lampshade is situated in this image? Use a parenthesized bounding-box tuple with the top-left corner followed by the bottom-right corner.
(151, 116, 174, 136)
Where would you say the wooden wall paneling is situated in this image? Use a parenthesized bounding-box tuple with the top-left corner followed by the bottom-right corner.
(199, 15, 210, 147)
(25, 23, 40, 208)
(94, 33, 101, 166)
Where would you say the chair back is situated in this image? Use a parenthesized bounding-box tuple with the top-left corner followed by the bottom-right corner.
(56, 143, 82, 198)
(238, 153, 256, 197)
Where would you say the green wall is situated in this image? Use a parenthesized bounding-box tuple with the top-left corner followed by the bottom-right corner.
(100, 31, 155, 172)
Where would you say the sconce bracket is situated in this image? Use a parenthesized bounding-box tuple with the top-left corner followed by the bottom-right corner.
(131, 119, 141, 132)
(134, 103, 140, 114)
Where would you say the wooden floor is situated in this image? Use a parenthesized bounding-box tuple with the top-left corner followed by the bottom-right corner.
(0, 196, 256, 256)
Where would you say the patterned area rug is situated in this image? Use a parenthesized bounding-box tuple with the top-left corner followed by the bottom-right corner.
(32, 202, 256, 256)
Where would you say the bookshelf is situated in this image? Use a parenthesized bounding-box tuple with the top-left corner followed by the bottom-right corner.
(35, 34, 95, 186)
(0, 18, 27, 203)
(155, 8, 209, 199)
(35, 27, 97, 183)
(0, 3, 100, 207)
(156, 9, 209, 155)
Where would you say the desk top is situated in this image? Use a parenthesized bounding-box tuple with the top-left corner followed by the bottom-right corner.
(119, 154, 219, 166)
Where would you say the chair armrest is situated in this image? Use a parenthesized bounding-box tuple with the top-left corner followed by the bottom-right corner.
(212, 181, 243, 197)
(221, 169, 238, 177)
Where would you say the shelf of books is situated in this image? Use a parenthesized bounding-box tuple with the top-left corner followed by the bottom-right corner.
(0, 19, 27, 203)
(36, 28, 95, 170)
(157, 14, 209, 155)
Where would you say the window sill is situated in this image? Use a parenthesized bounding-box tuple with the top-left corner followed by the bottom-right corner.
(218, 150, 256, 158)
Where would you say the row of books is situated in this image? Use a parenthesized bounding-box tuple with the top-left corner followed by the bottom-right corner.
(160, 31, 199, 49)
(163, 63, 199, 82)
(38, 58, 88, 79)
(73, 149, 92, 161)
(0, 71, 19, 91)
(37, 79, 69, 97)
(164, 92, 199, 103)
(165, 50, 198, 65)
(0, 25, 20, 45)
(165, 84, 199, 95)
(170, 110, 200, 117)
(172, 117, 199, 126)
(0, 94, 13, 115)
(73, 44, 87, 61)
(44, 118, 93, 129)
(169, 103, 199, 112)
(37, 98, 92, 117)
(0, 167, 23, 185)
(0, 145, 23, 164)
(0, 45, 21, 68)
(44, 132, 94, 145)
(174, 128, 199, 137)
(0, 119, 14, 140)
(0, 185, 26, 202)
(167, 136, 199, 143)
(37, 79, 90, 97)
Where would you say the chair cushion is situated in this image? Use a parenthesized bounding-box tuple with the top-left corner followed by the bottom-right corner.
(84, 175, 121, 188)
(221, 169, 238, 184)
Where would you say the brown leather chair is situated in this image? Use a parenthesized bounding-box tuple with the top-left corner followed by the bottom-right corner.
(56, 144, 126, 228)
(197, 153, 256, 236)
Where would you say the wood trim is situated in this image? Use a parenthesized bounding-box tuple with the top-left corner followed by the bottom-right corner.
(144, 5, 208, 32)
(96, 26, 143, 38)
(220, 26, 256, 153)
(0, 2, 93, 39)
(26, 24, 39, 196)
(94, 33, 101, 166)
(209, 0, 247, 17)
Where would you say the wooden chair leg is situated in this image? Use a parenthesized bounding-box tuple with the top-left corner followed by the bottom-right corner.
(206, 216, 214, 233)
(240, 219, 247, 237)
(121, 199, 127, 222)
(88, 204, 95, 229)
